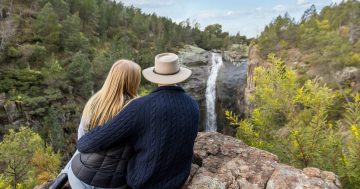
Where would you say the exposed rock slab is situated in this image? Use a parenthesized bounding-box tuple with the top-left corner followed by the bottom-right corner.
(266, 165, 341, 189)
(184, 132, 341, 189)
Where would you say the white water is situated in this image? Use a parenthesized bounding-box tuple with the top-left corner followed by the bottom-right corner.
(205, 53, 223, 132)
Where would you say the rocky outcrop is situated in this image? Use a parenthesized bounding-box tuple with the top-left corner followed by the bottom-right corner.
(0, 93, 8, 124)
(335, 67, 360, 92)
(178, 45, 211, 131)
(245, 45, 270, 115)
(183, 132, 341, 189)
(223, 50, 248, 63)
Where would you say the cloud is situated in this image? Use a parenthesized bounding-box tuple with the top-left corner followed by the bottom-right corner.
(118, 0, 175, 6)
(297, 0, 310, 6)
(273, 4, 287, 13)
(195, 10, 251, 21)
(331, 0, 350, 4)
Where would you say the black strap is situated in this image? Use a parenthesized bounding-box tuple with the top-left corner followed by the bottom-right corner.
(153, 68, 180, 75)
(49, 173, 68, 189)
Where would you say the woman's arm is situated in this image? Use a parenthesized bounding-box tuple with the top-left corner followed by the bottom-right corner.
(77, 99, 142, 153)
(77, 116, 90, 139)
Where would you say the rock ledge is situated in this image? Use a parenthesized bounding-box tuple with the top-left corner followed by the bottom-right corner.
(183, 132, 341, 189)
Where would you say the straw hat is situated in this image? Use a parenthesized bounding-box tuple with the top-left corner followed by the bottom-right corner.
(142, 53, 192, 85)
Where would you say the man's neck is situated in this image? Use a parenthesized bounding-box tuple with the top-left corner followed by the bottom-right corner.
(158, 84, 177, 87)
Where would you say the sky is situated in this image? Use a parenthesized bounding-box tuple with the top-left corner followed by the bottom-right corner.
(116, 0, 348, 38)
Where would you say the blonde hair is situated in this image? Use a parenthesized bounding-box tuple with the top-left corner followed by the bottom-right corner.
(82, 59, 141, 129)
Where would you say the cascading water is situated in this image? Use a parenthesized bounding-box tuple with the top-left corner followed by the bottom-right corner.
(205, 53, 223, 132)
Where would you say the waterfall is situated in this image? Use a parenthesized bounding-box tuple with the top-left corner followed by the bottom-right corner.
(205, 53, 223, 132)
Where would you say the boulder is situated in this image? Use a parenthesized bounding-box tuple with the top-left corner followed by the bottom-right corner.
(223, 51, 247, 63)
(335, 67, 360, 92)
(266, 165, 341, 189)
(335, 67, 359, 83)
(184, 132, 341, 189)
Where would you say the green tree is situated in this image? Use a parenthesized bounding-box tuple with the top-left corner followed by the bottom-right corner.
(40, 107, 66, 152)
(341, 93, 360, 188)
(227, 54, 342, 172)
(69, 0, 99, 34)
(45, 0, 70, 20)
(61, 13, 90, 52)
(34, 3, 61, 52)
(67, 51, 94, 98)
(301, 4, 317, 22)
(0, 127, 61, 188)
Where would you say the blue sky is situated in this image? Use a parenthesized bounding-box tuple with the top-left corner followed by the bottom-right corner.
(117, 0, 346, 37)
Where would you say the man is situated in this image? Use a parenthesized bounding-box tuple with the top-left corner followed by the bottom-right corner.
(77, 53, 199, 189)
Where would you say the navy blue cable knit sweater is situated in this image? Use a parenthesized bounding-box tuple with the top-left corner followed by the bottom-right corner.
(77, 86, 199, 189)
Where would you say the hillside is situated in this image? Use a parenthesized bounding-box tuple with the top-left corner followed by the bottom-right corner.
(237, 1, 360, 188)
(0, 0, 249, 187)
(257, 0, 360, 90)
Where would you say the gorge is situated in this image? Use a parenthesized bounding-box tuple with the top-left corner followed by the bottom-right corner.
(180, 45, 248, 135)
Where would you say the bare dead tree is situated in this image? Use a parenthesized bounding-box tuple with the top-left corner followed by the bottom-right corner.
(0, 19, 16, 51)
(0, 0, 15, 51)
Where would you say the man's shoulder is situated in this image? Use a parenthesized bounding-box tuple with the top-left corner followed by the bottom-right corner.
(131, 89, 198, 109)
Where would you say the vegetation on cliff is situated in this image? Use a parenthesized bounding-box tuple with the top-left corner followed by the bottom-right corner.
(0, 0, 249, 188)
(257, 0, 359, 88)
(227, 54, 360, 188)
(228, 2, 360, 187)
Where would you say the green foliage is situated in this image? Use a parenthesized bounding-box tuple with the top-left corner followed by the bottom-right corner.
(257, 0, 359, 75)
(39, 107, 66, 152)
(61, 13, 90, 53)
(34, 3, 61, 52)
(45, 0, 70, 20)
(228, 55, 346, 185)
(66, 51, 94, 98)
(340, 93, 360, 187)
(18, 44, 47, 68)
(0, 0, 249, 184)
(226, 111, 264, 148)
(0, 127, 61, 188)
(32, 146, 62, 184)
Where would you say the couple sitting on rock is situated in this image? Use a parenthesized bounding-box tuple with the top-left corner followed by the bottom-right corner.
(51, 53, 200, 189)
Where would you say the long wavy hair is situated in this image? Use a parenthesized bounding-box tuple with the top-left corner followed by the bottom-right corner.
(82, 59, 141, 129)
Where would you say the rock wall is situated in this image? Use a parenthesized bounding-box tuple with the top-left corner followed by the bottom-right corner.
(216, 53, 248, 135)
(179, 45, 249, 134)
(178, 45, 211, 131)
(244, 45, 270, 116)
(183, 132, 341, 189)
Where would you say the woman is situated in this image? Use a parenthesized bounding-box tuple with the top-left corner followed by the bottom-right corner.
(55, 59, 141, 189)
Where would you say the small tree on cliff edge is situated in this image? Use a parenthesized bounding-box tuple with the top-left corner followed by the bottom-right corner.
(0, 127, 61, 188)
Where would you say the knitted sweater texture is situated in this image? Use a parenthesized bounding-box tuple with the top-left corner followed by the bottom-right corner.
(77, 86, 199, 189)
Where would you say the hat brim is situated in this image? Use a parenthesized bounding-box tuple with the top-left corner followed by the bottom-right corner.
(142, 67, 192, 85)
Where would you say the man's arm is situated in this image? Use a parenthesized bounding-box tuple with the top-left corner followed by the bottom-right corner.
(77, 100, 141, 153)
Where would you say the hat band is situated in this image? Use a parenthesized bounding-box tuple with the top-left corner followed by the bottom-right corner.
(153, 68, 180, 75)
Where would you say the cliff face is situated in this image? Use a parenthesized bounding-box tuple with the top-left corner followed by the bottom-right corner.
(183, 132, 341, 189)
(179, 45, 248, 134)
(216, 52, 248, 135)
(178, 45, 211, 131)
